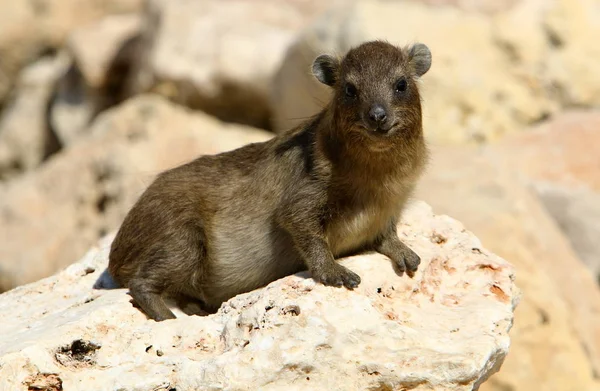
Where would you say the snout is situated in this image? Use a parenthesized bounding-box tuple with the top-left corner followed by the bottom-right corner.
(364, 104, 393, 134)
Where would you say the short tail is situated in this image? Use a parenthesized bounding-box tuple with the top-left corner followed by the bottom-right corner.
(93, 268, 121, 290)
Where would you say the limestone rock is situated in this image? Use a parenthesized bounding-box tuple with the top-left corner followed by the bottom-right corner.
(497, 111, 600, 192)
(68, 14, 142, 91)
(0, 54, 68, 180)
(0, 95, 272, 292)
(132, 0, 340, 130)
(270, 0, 599, 142)
(411, 0, 521, 14)
(0, 201, 518, 391)
(416, 146, 600, 391)
(533, 183, 600, 285)
(0, 0, 142, 106)
(494, 111, 600, 283)
(50, 14, 143, 146)
(543, 0, 600, 107)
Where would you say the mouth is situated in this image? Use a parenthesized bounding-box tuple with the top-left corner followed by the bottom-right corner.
(360, 121, 399, 136)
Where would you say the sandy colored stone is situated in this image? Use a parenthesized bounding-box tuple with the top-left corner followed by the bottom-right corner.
(67, 14, 142, 90)
(132, 0, 342, 130)
(0, 200, 517, 391)
(270, 0, 599, 142)
(497, 111, 600, 192)
(533, 183, 600, 285)
(0, 54, 68, 180)
(411, 0, 521, 14)
(0, 0, 142, 105)
(493, 111, 600, 284)
(0, 95, 272, 292)
(50, 14, 143, 146)
(416, 145, 600, 391)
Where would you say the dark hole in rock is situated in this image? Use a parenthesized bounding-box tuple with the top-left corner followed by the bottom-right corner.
(96, 194, 111, 213)
(281, 304, 301, 316)
(55, 339, 101, 368)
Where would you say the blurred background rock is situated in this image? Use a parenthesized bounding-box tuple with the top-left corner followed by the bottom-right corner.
(0, 0, 598, 390)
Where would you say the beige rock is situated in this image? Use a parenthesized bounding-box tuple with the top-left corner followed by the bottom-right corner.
(544, 0, 600, 107)
(416, 146, 600, 391)
(50, 14, 143, 145)
(270, 0, 599, 142)
(133, 0, 342, 129)
(0, 0, 142, 105)
(67, 14, 142, 91)
(0, 54, 68, 180)
(411, 0, 521, 14)
(533, 183, 600, 285)
(497, 111, 600, 192)
(0, 200, 518, 391)
(494, 111, 600, 284)
(0, 95, 272, 292)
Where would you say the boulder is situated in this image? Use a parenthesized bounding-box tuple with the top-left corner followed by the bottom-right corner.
(0, 0, 142, 106)
(0, 54, 68, 181)
(411, 0, 521, 14)
(494, 111, 600, 283)
(131, 0, 342, 130)
(50, 14, 143, 146)
(416, 145, 600, 391)
(0, 95, 272, 292)
(0, 200, 518, 391)
(270, 0, 600, 142)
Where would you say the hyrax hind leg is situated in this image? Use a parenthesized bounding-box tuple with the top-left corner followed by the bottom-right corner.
(127, 222, 209, 321)
(128, 278, 176, 321)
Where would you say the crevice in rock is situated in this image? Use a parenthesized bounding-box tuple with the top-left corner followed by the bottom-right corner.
(55, 339, 101, 368)
(42, 91, 62, 161)
(28, 0, 50, 16)
(92, 34, 143, 118)
(543, 24, 564, 49)
(494, 38, 521, 65)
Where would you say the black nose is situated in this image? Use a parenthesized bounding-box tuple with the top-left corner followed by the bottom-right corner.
(368, 105, 387, 124)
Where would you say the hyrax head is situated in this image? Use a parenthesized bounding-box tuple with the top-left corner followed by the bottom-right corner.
(312, 40, 431, 138)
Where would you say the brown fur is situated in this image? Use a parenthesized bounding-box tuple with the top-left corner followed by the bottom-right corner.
(108, 40, 432, 321)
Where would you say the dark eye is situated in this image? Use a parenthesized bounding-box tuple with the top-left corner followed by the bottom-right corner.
(345, 83, 357, 98)
(395, 78, 408, 93)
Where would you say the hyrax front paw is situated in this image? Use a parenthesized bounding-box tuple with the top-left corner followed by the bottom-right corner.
(391, 248, 421, 275)
(314, 263, 361, 289)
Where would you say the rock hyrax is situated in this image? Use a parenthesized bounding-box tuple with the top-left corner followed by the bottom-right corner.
(108, 40, 432, 321)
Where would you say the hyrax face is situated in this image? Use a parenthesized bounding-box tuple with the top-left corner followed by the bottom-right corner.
(313, 41, 431, 141)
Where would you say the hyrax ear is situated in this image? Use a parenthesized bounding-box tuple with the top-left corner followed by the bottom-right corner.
(312, 54, 339, 87)
(409, 43, 432, 77)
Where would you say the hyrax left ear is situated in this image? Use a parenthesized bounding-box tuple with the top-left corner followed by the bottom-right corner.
(312, 54, 339, 87)
(409, 43, 432, 77)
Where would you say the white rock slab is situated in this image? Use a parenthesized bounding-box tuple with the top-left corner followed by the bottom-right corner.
(0, 201, 518, 391)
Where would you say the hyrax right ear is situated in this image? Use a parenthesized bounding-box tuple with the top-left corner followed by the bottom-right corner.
(312, 54, 339, 86)
(409, 43, 432, 77)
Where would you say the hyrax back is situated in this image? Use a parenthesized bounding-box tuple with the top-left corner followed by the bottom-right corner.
(108, 40, 432, 321)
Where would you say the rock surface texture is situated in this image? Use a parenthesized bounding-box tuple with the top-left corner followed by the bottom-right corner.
(0, 201, 517, 391)
(0, 95, 272, 292)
